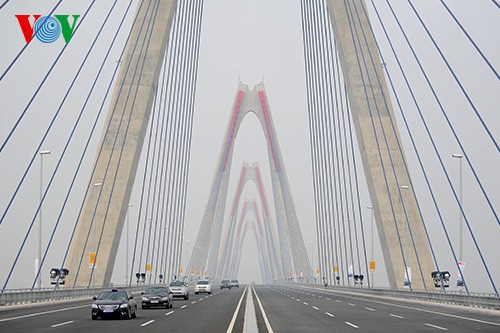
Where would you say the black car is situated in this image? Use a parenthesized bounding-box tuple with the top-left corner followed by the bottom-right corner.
(141, 286, 173, 309)
(91, 289, 137, 320)
(221, 279, 231, 290)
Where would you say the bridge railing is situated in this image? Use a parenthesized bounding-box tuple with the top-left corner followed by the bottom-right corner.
(0, 285, 147, 307)
(287, 283, 500, 310)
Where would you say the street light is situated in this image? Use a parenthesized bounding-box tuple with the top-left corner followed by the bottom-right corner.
(400, 185, 410, 288)
(91, 182, 102, 288)
(37, 150, 50, 289)
(126, 204, 133, 286)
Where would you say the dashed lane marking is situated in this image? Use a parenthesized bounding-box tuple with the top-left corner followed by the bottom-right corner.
(325, 312, 335, 318)
(312, 306, 319, 310)
(345, 321, 359, 329)
(181, 305, 187, 309)
(191, 301, 196, 304)
(425, 323, 448, 331)
(348, 303, 356, 307)
(365, 307, 375, 312)
(303, 302, 308, 305)
(165, 311, 174, 316)
(141, 320, 154, 327)
(50, 321, 74, 328)
(390, 314, 404, 319)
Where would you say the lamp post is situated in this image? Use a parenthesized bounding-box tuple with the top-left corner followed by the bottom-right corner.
(92, 182, 102, 288)
(452, 153, 464, 263)
(126, 204, 133, 286)
(401, 185, 410, 288)
(367, 206, 374, 288)
(37, 150, 50, 289)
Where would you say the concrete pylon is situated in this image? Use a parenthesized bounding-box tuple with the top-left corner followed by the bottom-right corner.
(325, 0, 434, 289)
(66, 0, 177, 287)
(188, 83, 313, 281)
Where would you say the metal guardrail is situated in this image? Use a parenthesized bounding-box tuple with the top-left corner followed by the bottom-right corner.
(287, 283, 500, 310)
(0, 285, 147, 307)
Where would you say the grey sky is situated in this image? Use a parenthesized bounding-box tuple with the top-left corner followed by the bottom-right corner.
(0, 0, 498, 291)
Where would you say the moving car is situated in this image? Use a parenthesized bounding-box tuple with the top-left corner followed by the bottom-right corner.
(141, 286, 173, 309)
(169, 281, 190, 300)
(221, 279, 231, 290)
(91, 289, 137, 320)
(195, 280, 212, 294)
(231, 279, 240, 288)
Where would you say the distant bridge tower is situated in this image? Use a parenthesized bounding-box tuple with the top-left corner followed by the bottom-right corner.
(188, 82, 313, 281)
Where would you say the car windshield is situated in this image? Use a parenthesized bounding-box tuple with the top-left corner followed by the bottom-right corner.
(145, 287, 168, 294)
(222, 280, 230, 283)
(231, 280, 238, 283)
(197, 280, 209, 285)
(169, 281, 184, 287)
(97, 291, 128, 301)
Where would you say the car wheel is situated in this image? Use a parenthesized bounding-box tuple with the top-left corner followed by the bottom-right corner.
(184, 295, 189, 300)
(92, 315, 97, 320)
(209, 291, 212, 295)
(131, 306, 137, 318)
(195, 292, 198, 295)
(142, 305, 148, 309)
(124, 309, 131, 320)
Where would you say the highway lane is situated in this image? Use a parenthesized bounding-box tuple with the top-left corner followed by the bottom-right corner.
(0, 284, 499, 332)
(258, 284, 500, 332)
(0, 286, 247, 332)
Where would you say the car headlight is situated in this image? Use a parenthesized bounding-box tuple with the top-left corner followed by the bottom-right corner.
(92, 303, 98, 309)
(142, 296, 149, 301)
(161, 297, 169, 301)
(120, 303, 129, 308)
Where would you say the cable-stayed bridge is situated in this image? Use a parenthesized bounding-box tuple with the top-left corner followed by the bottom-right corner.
(0, 0, 498, 331)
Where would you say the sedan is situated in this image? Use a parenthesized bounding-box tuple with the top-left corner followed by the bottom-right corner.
(195, 280, 212, 294)
(141, 286, 173, 309)
(169, 281, 190, 300)
(91, 289, 137, 320)
(221, 279, 231, 290)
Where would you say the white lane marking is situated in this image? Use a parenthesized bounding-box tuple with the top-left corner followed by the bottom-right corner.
(325, 312, 335, 318)
(365, 307, 375, 312)
(243, 285, 258, 333)
(348, 303, 356, 307)
(390, 313, 404, 319)
(336, 300, 341, 303)
(425, 323, 448, 331)
(141, 320, 155, 327)
(50, 321, 74, 328)
(165, 311, 174, 316)
(318, 296, 322, 298)
(191, 301, 196, 304)
(290, 284, 500, 327)
(226, 285, 248, 333)
(326, 298, 330, 300)
(205, 296, 209, 299)
(181, 305, 187, 309)
(252, 285, 274, 333)
(291, 297, 295, 299)
(0, 305, 88, 323)
(303, 302, 308, 305)
(345, 321, 359, 329)
(296, 299, 301, 302)
(312, 306, 319, 310)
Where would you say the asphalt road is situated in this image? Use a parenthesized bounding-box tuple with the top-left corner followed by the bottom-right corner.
(0, 284, 499, 332)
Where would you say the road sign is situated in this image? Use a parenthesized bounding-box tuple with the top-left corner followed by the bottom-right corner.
(146, 263, 152, 273)
(369, 260, 376, 271)
(316, 268, 320, 275)
(334, 265, 338, 273)
(89, 252, 97, 268)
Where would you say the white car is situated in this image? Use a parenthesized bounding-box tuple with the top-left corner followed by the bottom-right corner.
(195, 280, 212, 294)
(169, 281, 190, 300)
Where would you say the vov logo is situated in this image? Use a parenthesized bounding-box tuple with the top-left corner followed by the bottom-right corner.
(15, 15, 80, 44)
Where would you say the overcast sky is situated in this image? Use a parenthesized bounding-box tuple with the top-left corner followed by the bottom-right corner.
(0, 1, 498, 290)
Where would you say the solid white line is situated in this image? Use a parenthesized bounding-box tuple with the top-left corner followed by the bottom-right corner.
(345, 321, 359, 329)
(181, 305, 187, 309)
(50, 321, 74, 328)
(165, 311, 174, 316)
(141, 320, 155, 327)
(325, 312, 335, 318)
(226, 285, 248, 333)
(0, 305, 88, 323)
(390, 313, 404, 319)
(243, 285, 257, 333)
(312, 306, 319, 310)
(365, 307, 375, 312)
(252, 285, 274, 333)
(425, 323, 448, 331)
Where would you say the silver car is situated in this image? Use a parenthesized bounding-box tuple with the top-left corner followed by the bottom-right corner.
(169, 281, 190, 300)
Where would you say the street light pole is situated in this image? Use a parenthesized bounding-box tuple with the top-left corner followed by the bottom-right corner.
(92, 182, 102, 288)
(126, 204, 133, 286)
(401, 185, 410, 287)
(37, 150, 50, 289)
(452, 153, 464, 263)
(367, 206, 374, 288)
